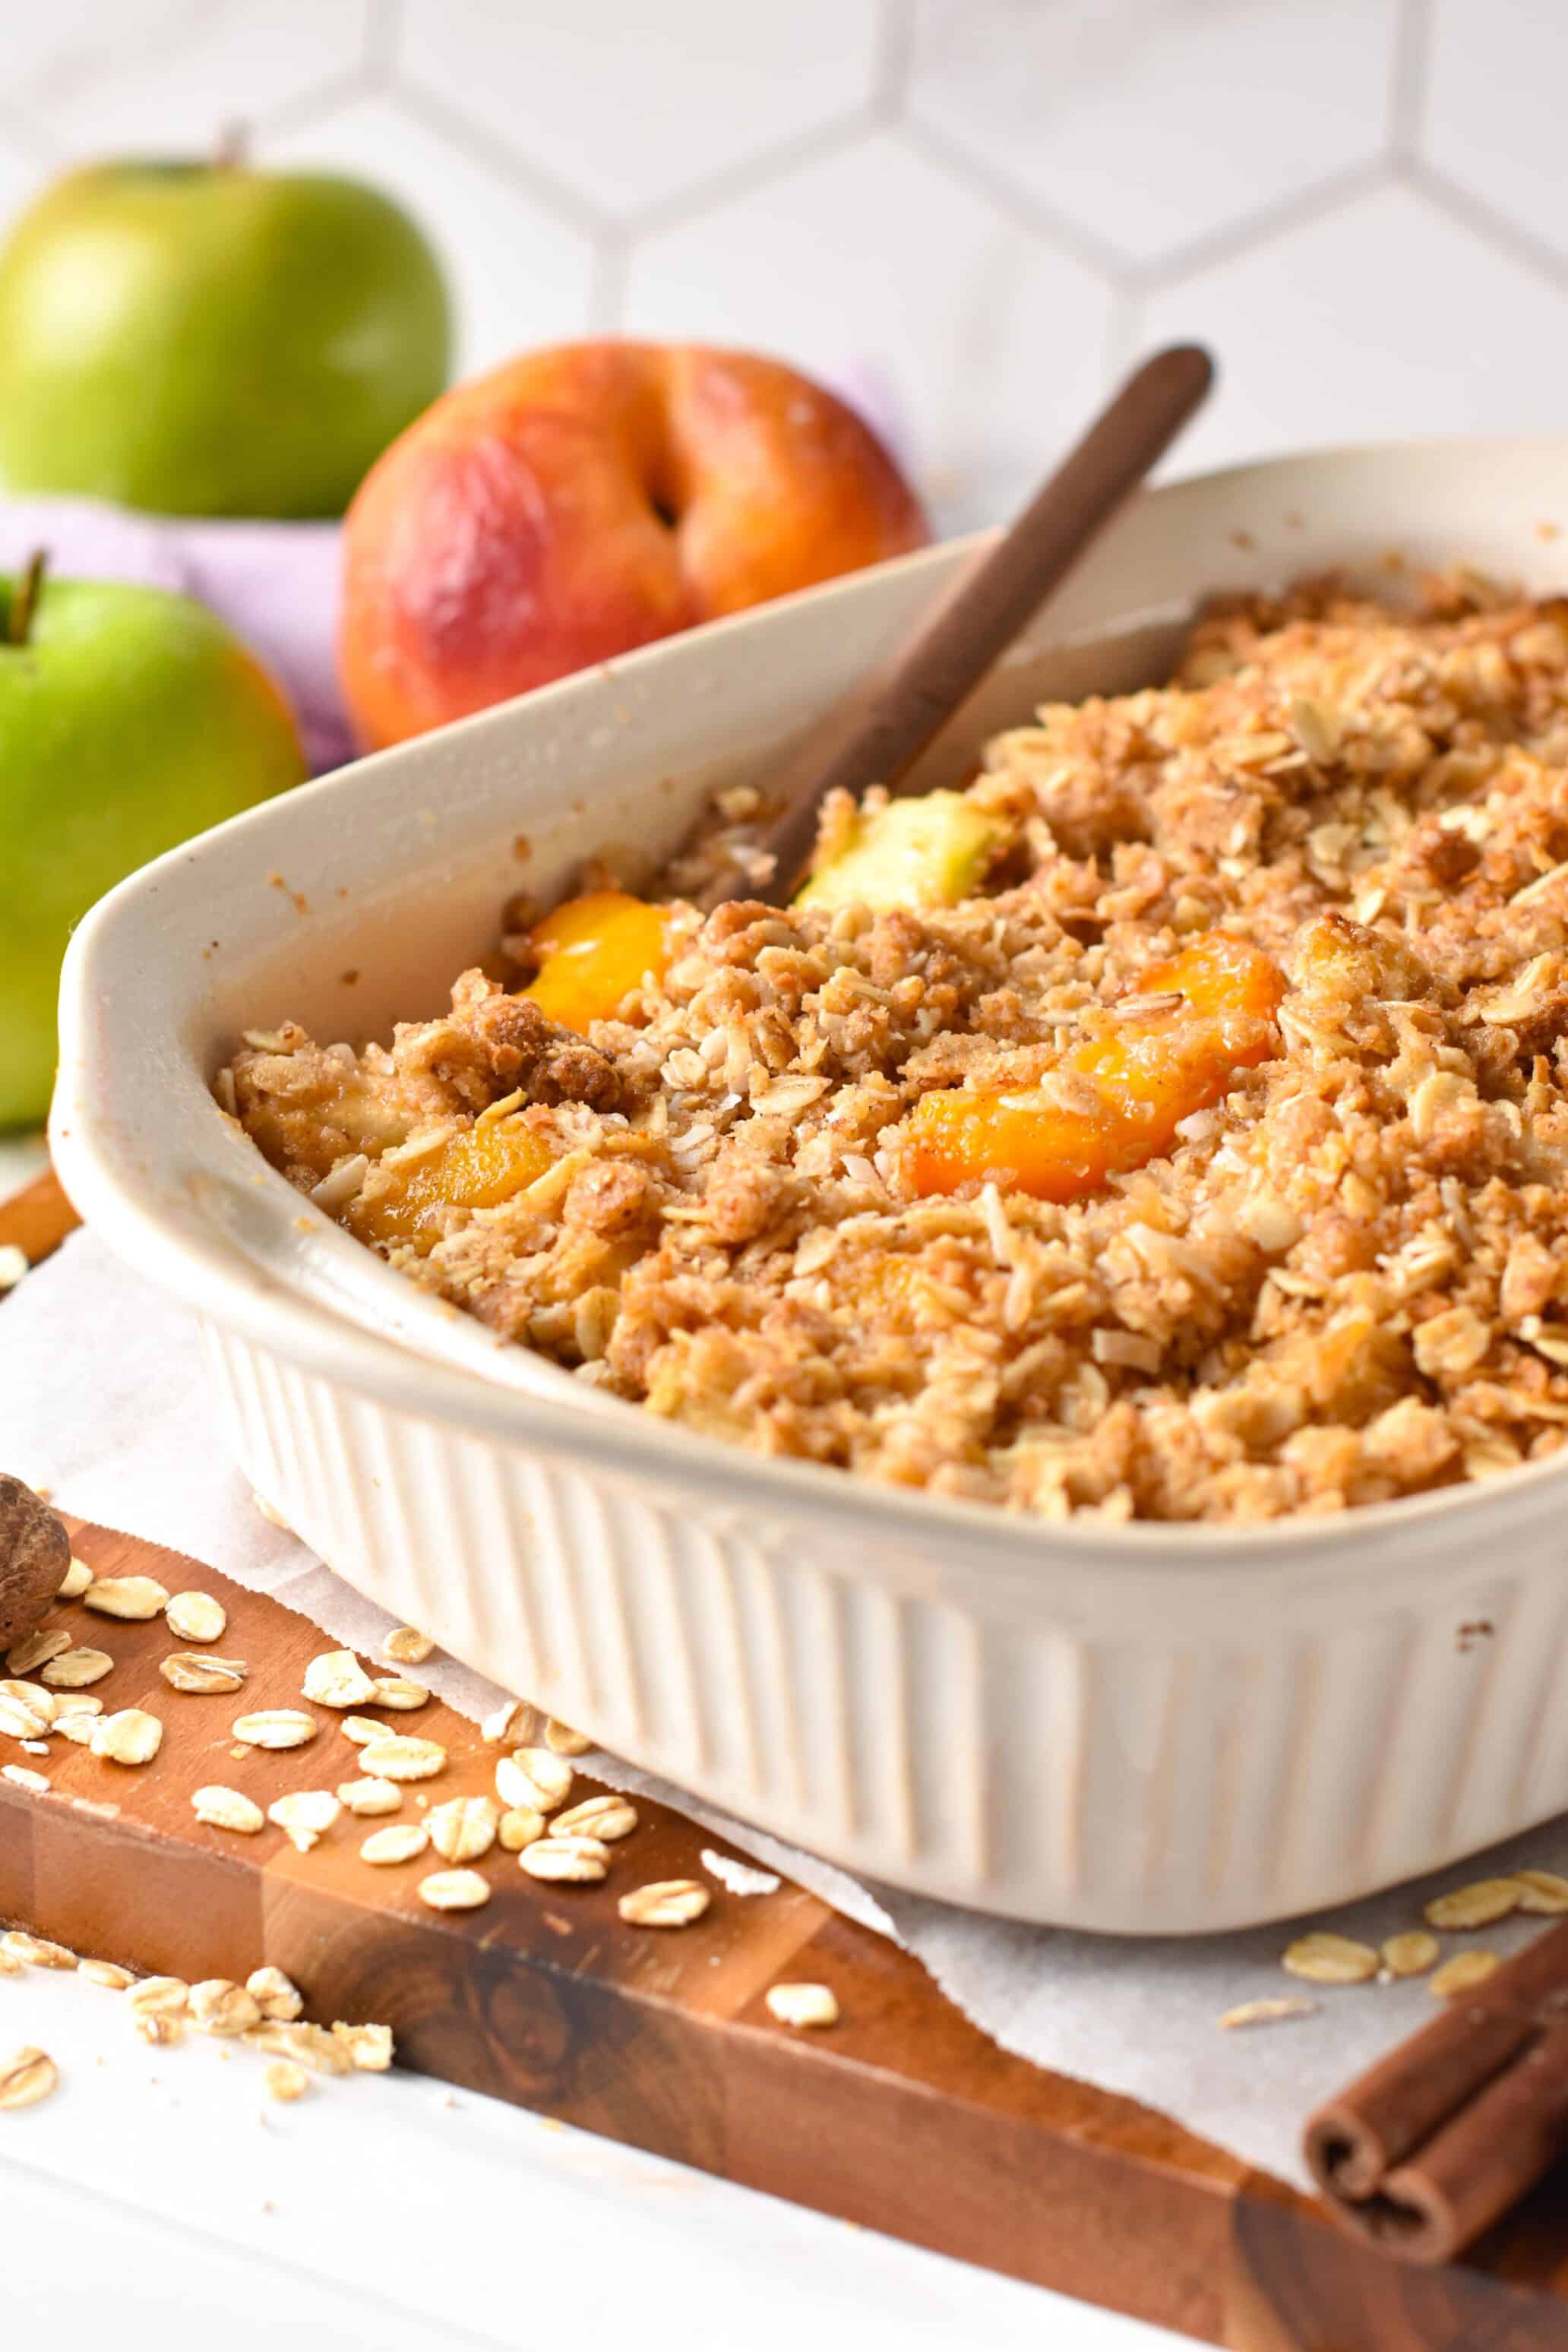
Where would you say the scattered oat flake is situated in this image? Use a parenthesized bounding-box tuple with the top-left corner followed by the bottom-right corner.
(188, 1979, 262, 2036)
(82, 1576, 169, 1621)
(2, 1930, 74, 1969)
(544, 1718, 592, 1756)
(520, 1835, 609, 1884)
(369, 1675, 428, 1711)
(701, 1848, 780, 1897)
(233, 1710, 317, 1751)
(301, 1651, 377, 1709)
(1513, 1870, 1568, 1914)
(330, 2021, 393, 2072)
(1424, 1879, 1521, 1931)
(90, 1709, 163, 1766)
(5, 1626, 71, 1676)
(418, 1868, 491, 1911)
(1381, 1930, 1441, 1979)
(1431, 1949, 1502, 1999)
(57, 1557, 93, 1600)
(765, 1983, 839, 2029)
(618, 1879, 710, 1928)
(360, 1822, 429, 1865)
(481, 1699, 521, 1744)
(0, 1245, 28, 1291)
(382, 1627, 435, 1667)
(164, 1592, 227, 1644)
(340, 1715, 389, 1747)
(125, 1977, 188, 2018)
(161, 1652, 248, 1694)
(246, 1967, 304, 2022)
(265, 2060, 309, 2103)
(0, 1949, 18, 1976)
(554, 1794, 637, 1843)
(79, 1959, 134, 1990)
(2, 1766, 48, 1792)
(0, 2047, 57, 2110)
(498, 1804, 546, 1851)
(40, 1646, 113, 1689)
(248, 2021, 352, 2077)
(1282, 1933, 1379, 1985)
(0, 1696, 49, 1739)
(267, 1790, 341, 1851)
(1219, 1996, 1320, 2030)
(52, 1693, 101, 1718)
(337, 1775, 401, 1816)
(358, 1734, 445, 1782)
(192, 1785, 264, 1835)
(251, 1491, 291, 1529)
(52, 1715, 96, 1747)
(495, 1748, 571, 1814)
(135, 2012, 182, 2046)
(428, 1794, 499, 1864)
(0, 1677, 54, 1719)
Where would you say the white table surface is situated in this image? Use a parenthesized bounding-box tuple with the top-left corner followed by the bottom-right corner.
(2, 1968, 1186, 2352)
(0, 1143, 1182, 2350)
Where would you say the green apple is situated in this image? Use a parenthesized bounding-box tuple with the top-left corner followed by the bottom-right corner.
(0, 160, 450, 518)
(1, 561, 307, 1128)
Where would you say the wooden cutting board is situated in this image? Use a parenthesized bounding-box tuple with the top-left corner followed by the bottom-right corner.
(8, 1171, 1568, 2350)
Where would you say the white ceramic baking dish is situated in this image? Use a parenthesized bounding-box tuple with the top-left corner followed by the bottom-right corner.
(52, 439, 1568, 1933)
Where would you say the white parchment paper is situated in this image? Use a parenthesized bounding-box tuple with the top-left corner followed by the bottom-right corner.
(7, 1228, 1566, 2193)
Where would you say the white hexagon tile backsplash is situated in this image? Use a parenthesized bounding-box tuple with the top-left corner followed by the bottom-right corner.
(0, 0, 1562, 530)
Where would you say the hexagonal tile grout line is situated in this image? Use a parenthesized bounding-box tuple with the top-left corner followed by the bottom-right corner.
(894, 112, 1129, 286)
(387, 74, 614, 240)
(608, 106, 885, 244)
(1118, 154, 1396, 300)
(11, 5, 203, 119)
(872, 0, 918, 122)
(10, 4, 373, 152)
(1396, 153, 1568, 299)
(588, 229, 631, 337)
(254, 68, 391, 147)
(1386, 0, 1434, 166)
(363, 0, 403, 81)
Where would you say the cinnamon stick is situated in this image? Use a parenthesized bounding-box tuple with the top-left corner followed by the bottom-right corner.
(1305, 1916, 1568, 2262)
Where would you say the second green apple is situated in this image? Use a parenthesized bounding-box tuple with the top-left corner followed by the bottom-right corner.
(0, 567, 307, 1127)
(0, 159, 450, 518)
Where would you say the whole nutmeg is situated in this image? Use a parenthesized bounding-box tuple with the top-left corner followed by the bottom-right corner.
(0, 1475, 69, 1652)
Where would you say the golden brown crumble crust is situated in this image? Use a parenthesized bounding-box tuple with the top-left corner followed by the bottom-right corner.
(227, 571, 1568, 1524)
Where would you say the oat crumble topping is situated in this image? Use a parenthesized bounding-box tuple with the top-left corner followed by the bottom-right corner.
(227, 571, 1568, 1525)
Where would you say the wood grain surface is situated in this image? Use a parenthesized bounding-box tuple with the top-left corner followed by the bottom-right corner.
(8, 1166, 1568, 2347)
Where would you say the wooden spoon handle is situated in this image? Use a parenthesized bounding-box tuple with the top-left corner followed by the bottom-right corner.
(749, 343, 1214, 906)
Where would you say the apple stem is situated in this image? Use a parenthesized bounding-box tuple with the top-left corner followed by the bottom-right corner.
(214, 120, 248, 171)
(6, 549, 46, 649)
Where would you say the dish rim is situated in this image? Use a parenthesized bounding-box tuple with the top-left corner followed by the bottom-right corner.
(52, 429, 1568, 1581)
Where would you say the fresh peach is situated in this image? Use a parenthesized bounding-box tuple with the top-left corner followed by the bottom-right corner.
(338, 340, 928, 750)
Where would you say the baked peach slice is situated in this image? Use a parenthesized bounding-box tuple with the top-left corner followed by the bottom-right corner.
(905, 933, 1284, 1203)
(349, 1118, 555, 1252)
(521, 890, 672, 1034)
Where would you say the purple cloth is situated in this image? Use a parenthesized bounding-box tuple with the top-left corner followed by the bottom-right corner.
(0, 498, 351, 773)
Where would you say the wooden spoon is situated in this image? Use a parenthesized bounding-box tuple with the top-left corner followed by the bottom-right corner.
(735, 343, 1214, 909)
